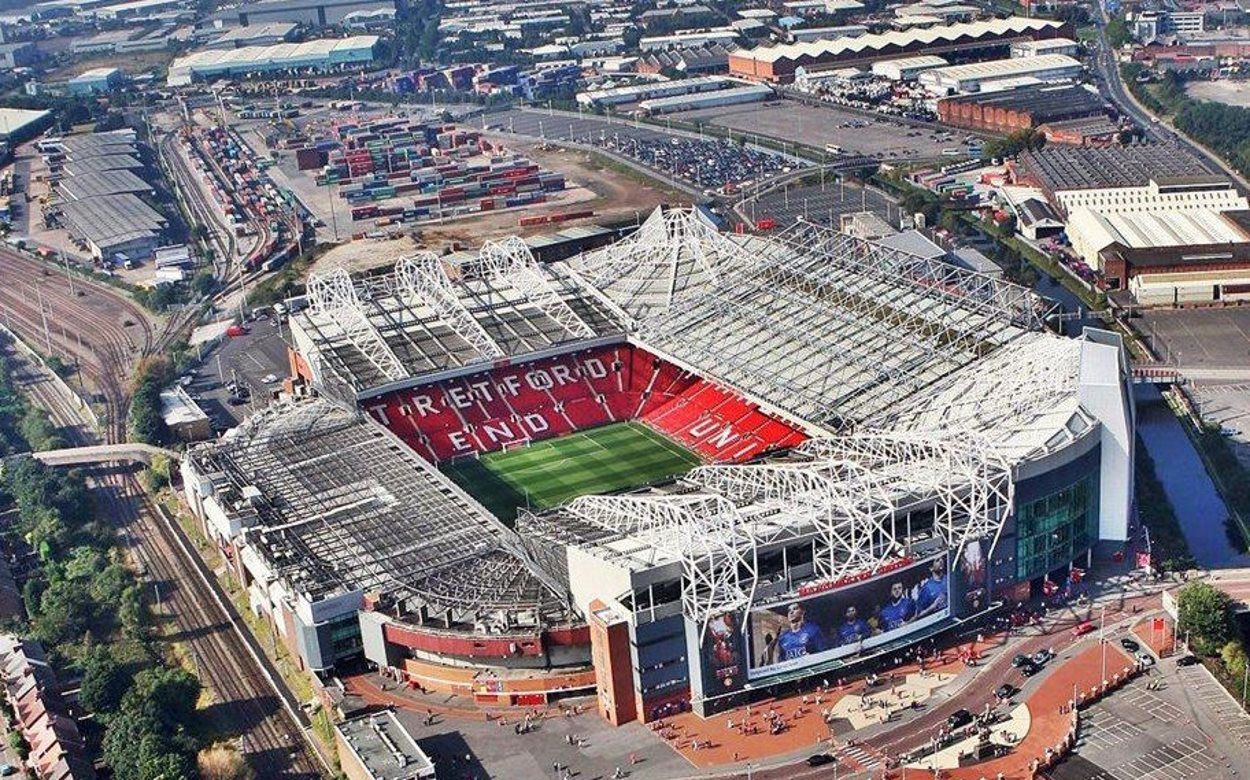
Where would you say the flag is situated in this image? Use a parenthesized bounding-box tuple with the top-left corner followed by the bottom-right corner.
(1152, 616, 1165, 632)
(1136, 552, 1151, 569)
(1070, 567, 1084, 584)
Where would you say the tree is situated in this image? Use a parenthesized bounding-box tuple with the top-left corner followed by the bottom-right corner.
(1106, 14, 1131, 48)
(80, 648, 132, 715)
(1177, 581, 1233, 655)
(1221, 640, 1248, 682)
(33, 579, 93, 645)
(122, 666, 201, 734)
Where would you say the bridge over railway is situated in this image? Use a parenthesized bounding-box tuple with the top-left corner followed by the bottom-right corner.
(29, 443, 181, 466)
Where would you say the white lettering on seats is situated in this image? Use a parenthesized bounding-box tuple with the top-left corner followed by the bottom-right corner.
(366, 405, 389, 425)
(523, 413, 550, 433)
(411, 394, 436, 417)
(481, 420, 515, 443)
(447, 431, 471, 451)
(550, 364, 573, 385)
(583, 358, 608, 379)
(446, 385, 472, 409)
(526, 369, 553, 390)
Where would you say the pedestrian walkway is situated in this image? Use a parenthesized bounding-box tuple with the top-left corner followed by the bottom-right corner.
(837, 741, 882, 772)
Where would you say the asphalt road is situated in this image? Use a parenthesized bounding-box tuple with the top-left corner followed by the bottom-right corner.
(1090, 8, 1249, 195)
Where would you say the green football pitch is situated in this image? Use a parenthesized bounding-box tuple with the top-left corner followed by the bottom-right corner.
(441, 422, 701, 522)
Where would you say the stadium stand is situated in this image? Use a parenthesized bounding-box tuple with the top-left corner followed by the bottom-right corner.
(363, 344, 805, 463)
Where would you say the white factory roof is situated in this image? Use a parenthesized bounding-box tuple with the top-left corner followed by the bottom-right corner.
(738, 17, 1065, 64)
(169, 35, 377, 82)
(871, 54, 948, 72)
(211, 21, 296, 45)
(1069, 207, 1250, 251)
(921, 53, 1082, 82)
(638, 83, 773, 111)
(0, 108, 50, 138)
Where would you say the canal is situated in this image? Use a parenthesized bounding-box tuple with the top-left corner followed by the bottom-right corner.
(1135, 385, 1250, 569)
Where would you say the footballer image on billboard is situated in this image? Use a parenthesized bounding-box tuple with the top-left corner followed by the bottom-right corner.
(746, 555, 951, 679)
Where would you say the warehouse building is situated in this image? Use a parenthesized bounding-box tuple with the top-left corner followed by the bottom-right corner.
(0, 108, 52, 144)
(728, 17, 1070, 83)
(167, 35, 379, 85)
(577, 76, 735, 108)
(230, 0, 397, 27)
(56, 169, 153, 200)
(335, 711, 435, 780)
(1016, 145, 1233, 217)
(870, 54, 947, 81)
(0, 41, 38, 70)
(67, 66, 125, 95)
(1010, 37, 1080, 58)
(60, 194, 167, 262)
(1072, 208, 1250, 303)
(639, 83, 773, 114)
(206, 21, 297, 49)
(918, 54, 1082, 94)
(937, 84, 1107, 134)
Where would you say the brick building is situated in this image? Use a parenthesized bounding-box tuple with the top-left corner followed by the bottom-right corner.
(936, 83, 1108, 133)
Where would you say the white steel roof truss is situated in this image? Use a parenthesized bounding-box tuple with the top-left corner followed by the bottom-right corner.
(307, 269, 408, 384)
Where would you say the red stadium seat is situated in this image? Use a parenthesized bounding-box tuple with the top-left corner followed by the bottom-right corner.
(365, 344, 806, 464)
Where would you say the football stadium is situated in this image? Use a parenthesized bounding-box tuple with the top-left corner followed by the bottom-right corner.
(181, 206, 1134, 723)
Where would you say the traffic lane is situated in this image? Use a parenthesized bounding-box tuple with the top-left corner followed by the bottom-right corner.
(866, 594, 1160, 761)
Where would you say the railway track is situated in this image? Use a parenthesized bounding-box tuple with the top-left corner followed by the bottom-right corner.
(0, 253, 326, 778)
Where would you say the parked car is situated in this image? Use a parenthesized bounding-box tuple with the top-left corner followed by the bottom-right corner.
(1072, 621, 1096, 637)
(1177, 655, 1200, 667)
(1031, 649, 1054, 666)
(1120, 638, 1141, 653)
(1136, 652, 1155, 667)
(995, 684, 1016, 700)
(806, 754, 835, 767)
(946, 709, 974, 729)
(1012, 654, 1030, 668)
(1019, 660, 1042, 677)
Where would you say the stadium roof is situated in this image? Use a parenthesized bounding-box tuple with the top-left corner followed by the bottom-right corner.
(291, 237, 626, 398)
(189, 398, 572, 623)
(567, 210, 1052, 426)
(736, 17, 1065, 65)
(1020, 144, 1212, 191)
(56, 169, 152, 200)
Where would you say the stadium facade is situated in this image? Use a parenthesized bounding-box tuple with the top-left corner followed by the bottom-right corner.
(181, 208, 1134, 722)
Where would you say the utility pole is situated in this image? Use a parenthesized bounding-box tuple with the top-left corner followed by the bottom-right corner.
(60, 252, 76, 298)
(35, 284, 51, 354)
(1099, 603, 1107, 684)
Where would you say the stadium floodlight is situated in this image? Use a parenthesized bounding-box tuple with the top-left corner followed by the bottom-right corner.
(478, 236, 596, 339)
(562, 493, 757, 633)
(394, 252, 506, 360)
(307, 268, 409, 384)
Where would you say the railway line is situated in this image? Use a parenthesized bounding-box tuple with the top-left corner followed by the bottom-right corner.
(0, 251, 326, 778)
(159, 129, 245, 281)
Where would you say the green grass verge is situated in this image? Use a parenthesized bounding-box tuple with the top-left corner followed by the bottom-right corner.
(442, 422, 700, 521)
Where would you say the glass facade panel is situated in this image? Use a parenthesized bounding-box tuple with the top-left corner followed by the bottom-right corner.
(1015, 474, 1096, 581)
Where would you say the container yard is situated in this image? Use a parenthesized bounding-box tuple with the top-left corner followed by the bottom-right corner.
(294, 116, 572, 228)
(178, 124, 304, 271)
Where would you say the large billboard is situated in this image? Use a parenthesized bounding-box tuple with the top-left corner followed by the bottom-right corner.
(746, 555, 950, 680)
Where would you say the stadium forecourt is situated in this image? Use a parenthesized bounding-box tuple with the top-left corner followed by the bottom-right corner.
(181, 207, 1134, 723)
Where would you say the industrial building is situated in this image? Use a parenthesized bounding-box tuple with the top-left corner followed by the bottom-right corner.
(870, 55, 948, 81)
(55, 169, 153, 200)
(206, 21, 297, 49)
(183, 208, 1134, 723)
(728, 17, 1071, 83)
(0, 108, 52, 143)
(936, 84, 1107, 134)
(166, 35, 379, 86)
(1016, 144, 1231, 216)
(918, 54, 1082, 95)
(1010, 37, 1080, 58)
(59, 195, 167, 262)
(639, 28, 741, 52)
(638, 83, 773, 114)
(1071, 209, 1250, 303)
(576, 75, 736, 108)
(66, 67, 124, 95)
(0, 41, 38, 70)
(227, 0, 397, 27)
